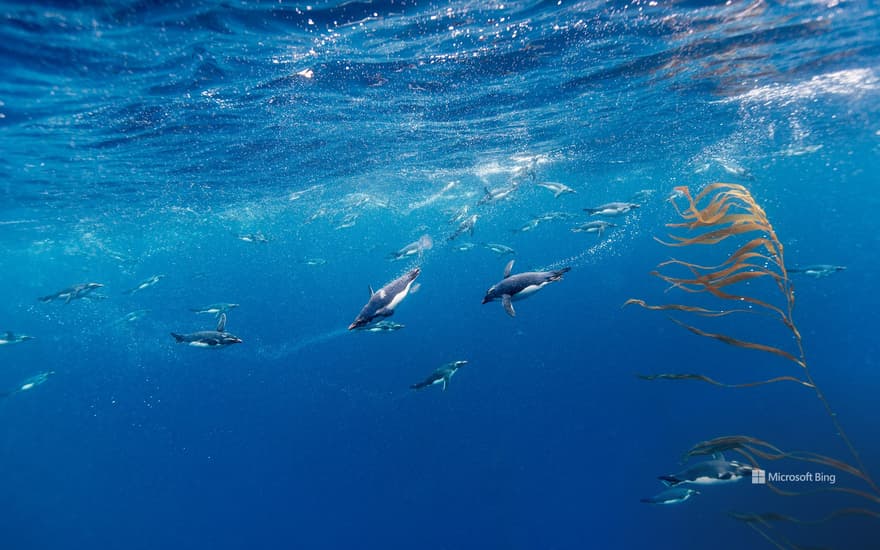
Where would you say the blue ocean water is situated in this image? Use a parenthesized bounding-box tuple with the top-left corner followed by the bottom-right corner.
(2, 1, 879, 548)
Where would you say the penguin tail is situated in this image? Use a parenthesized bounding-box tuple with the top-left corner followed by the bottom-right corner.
(658, 476, 681, 487)
(171, 333, 185, 343)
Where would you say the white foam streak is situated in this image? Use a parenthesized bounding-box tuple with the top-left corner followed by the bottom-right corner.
(722, 68, 879, 106)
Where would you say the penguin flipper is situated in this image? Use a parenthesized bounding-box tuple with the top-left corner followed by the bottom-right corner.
(503, 259, 515, 278)
(375, 307, 395, 318)
(502, 294, 515, 317)
(658, 476, 681, 487)
(217, 313, 227, 332)
(441, 379, 448, 391)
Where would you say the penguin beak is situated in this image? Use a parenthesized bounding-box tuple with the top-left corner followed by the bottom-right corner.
(348, 322, 359, 330)
(481, 296, 490, 304)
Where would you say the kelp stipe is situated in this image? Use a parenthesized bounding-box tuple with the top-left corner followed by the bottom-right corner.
(625, 183, 879, 546)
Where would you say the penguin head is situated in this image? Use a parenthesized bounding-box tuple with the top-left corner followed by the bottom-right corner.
(348, 317, 368, 331)
(222, 335, 243, 345)
(482, 287, 497, 303)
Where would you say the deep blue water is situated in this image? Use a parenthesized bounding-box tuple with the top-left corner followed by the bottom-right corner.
(2, 1, 880, 548)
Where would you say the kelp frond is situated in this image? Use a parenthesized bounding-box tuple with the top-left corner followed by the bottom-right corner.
(624, 183, 800, 374)
(730, 508, 880, 527)
(627, 183, 876, 497)
(637, 372, 813, 389)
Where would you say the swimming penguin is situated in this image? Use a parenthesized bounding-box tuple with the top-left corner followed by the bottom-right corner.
(111, 309, 151, 325)
(0, 331, 34, 345)
(571, 220, 617, 237)
(348, 267, 421, 330)
(448, 214, 478, 241)
(190, 303, 240, 317)
(584, 202, 640, 216)
(355, 320, 406, 332)
(537, 181, 576, 197)
(237, 232, 269, 244)
(788, 264, 846, 278)
(477, 185, 517, 205)
(301, 257, 327, 266)
(389, 234, 433, 261)
(123, 274, 165, 295)
(171, 313, 243, 348)
(1, 371, 56, 398)
(38, 282, 104, 304)
(410, 360, 468, 391)
(483, 243, 516, 255)
(641, 487, 700, 505)
(513, 218, 541, 233)
(447, 205, 470, 225)
(18, 371, 55, 392)
(537, 211, 576, 222)
(714, 157, 755, 180)
(658, 454, 752, 487)
(482, 260, 570, 317)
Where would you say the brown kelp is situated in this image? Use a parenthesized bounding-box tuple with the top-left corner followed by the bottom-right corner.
(626, 182, 878, 546)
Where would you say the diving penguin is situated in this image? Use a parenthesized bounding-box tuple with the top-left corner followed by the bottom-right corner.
(410, 360, 468, 391)
(348, 267, 421, 330)
(788, 264, 846, 278)
(38, 282, 104, 304)
(583, 202, 640, 216)
(640, 487, 700, 505)
(0, 371, 55, 399)
(123, 274, 165, 295)
(658, 454, 752, 487)
(171, 313, 243, 348)
(0, 331, 34, 345)
(190, 303, 240, 317)
(481, 260, 571, 317)
(355, 320, 406, 332)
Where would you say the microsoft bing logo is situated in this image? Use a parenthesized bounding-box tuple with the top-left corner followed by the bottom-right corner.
(752, 468, 766, 484)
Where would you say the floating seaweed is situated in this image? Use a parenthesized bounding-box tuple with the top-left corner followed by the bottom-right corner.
(626, 183, 879, 547)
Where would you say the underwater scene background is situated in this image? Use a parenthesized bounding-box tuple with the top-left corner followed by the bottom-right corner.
(1, 1, 879, 548)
